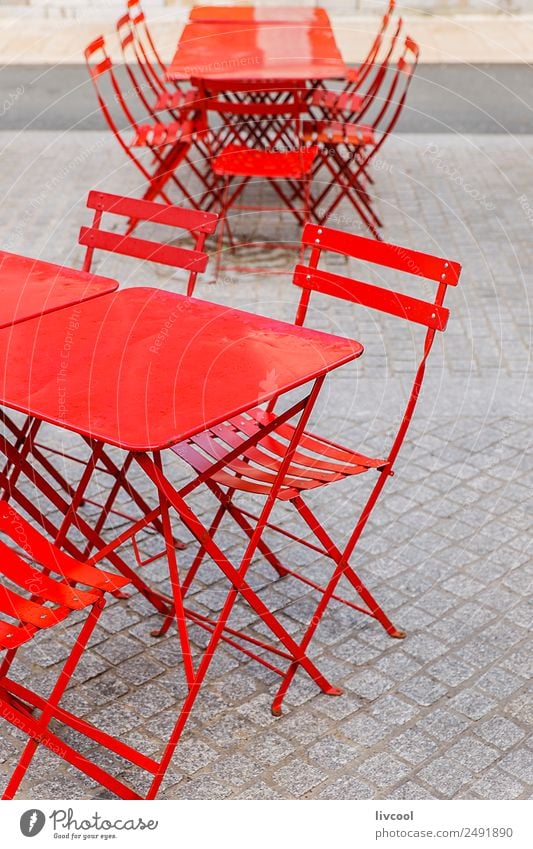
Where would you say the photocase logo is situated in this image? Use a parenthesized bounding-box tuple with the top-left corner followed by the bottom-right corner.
(20, 809, 46, 837)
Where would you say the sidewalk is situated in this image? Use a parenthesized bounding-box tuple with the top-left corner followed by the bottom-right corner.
(1, 12, 533, 64)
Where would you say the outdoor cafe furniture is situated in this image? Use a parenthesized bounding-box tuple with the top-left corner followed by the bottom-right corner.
(191, 77, 319, 276)
(0, 248, 117, 330)
(0, 285, 364, 798)
(85, 35, 198, 213)
(0, 248, 118, 487)
(1, 191, 218, 557)
(0, 504, 130, 800)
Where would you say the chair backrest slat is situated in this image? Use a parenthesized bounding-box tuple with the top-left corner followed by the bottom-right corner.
(79, 227, 209, 273)
(302, 223, 460, 285)
(293, 265, 449, 331)
(86, 191, 218, 234)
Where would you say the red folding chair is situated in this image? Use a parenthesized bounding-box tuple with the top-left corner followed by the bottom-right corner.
(164, 222, 461, 714)
(116, 12, 195, 117)
(0, 503, 132, 799)
(342, 0, 399, 96)
(307, 13, 403, 130)
(304, 37, 420, 235)
(10, 190, 218, 568)
(85, 35, 198, 218)
(192, 78, 318, 276)
(126, 0, 175, 92)
(79, 189, 218, 295)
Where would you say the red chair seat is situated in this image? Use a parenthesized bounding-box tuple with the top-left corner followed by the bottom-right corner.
(172, 406, 385, 502)
(301, 120, 375, 147)
(211, 143, 319, 179)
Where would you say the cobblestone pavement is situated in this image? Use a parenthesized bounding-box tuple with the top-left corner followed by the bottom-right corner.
(0, 130, 531, 800)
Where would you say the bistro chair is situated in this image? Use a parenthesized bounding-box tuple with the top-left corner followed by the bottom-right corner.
(165, 222, 461, 714)
(308, 12, 403, 129)
(79, 189, 218, 296)
(191, 77, 318, 277)
(20, 189, 217, 556)
(342, 0, 400, 97)
(0, 503, 131, 799)
(85, 35, 197, 217)
(126, 0, 175, 92)
(116, 10, 197, 117)
(303, 37, 420, 235)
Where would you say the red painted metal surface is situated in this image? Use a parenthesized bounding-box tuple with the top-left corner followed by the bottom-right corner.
(0, 285, 363, 798)
(85, 36, 197, 216)
(0, 250, 118, 330)
(307, 36, 420, 235)
(0, 287, 362, 452)
(0, 503, 131, 799)
(79, 190, 218, 296)
(189, 5, 332, 25)
(167, 19, 347, 82)
(191, 77, 318, 274)
(167, 223, 462, 714)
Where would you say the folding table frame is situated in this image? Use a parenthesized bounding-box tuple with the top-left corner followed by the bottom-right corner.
(0, 288, 364, 798)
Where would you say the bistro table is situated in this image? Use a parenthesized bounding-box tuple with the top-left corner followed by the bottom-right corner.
(189, 5, 332, 25)
(0, 249, 118, 329)
(0, 249, 119, 508)
(167, 9, 347, 82)
(0, 285, 363, 797)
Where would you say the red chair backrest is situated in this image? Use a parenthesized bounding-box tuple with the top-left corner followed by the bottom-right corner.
(79, 191, 218, 296)
(293, 222, 461, 466)
(293, 222, 459, 332)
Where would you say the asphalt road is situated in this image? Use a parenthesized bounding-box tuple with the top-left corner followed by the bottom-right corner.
(1, 64, 532, 133)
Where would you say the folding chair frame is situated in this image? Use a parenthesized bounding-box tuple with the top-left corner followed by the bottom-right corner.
(162, 222, 462, 713)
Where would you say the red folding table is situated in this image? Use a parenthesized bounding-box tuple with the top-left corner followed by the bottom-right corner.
(0, 249, 118, 329)
(167, 14, 347, 82)
(0, 249, 119, 506)
(0, 287, 364, 796)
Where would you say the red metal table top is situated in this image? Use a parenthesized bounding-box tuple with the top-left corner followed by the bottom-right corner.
(0, 250, 118, 330)
(167, 18, 347, 81)
(189, 5, 331, 25)
(0, 288, 362, 452)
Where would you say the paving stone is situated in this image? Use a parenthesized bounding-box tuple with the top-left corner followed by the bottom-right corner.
(418, 756, 474, 798)
(476, 666, 524, 698)
(343, 713, 389, 747)
(475, 716, 527, 750)
(416, 708, 470, 742)
(169, 775, 233, 800)
(370, 695, 418, 727)
(358, 752, 411, 790)
(428, 655, 476, 687)
(245, 731, 294, 767)
(399, 676, 448, 706)
(450, 689, 498, 720)
(237, 781, 285, 800)
(447, 737, 500, 772)
(273, 760, 328, 796)
(498, 748, 533, 785)
(319, 776, 375, 799)
(389, 729, 439, 765)
(308, 737, 360, 767)
(470, 767, 526, 800)
(387, 780, 436, 800)
(345, 669, 394, 701)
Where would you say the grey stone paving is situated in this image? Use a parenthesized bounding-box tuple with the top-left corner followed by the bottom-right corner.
(0, 130, 531, 800)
